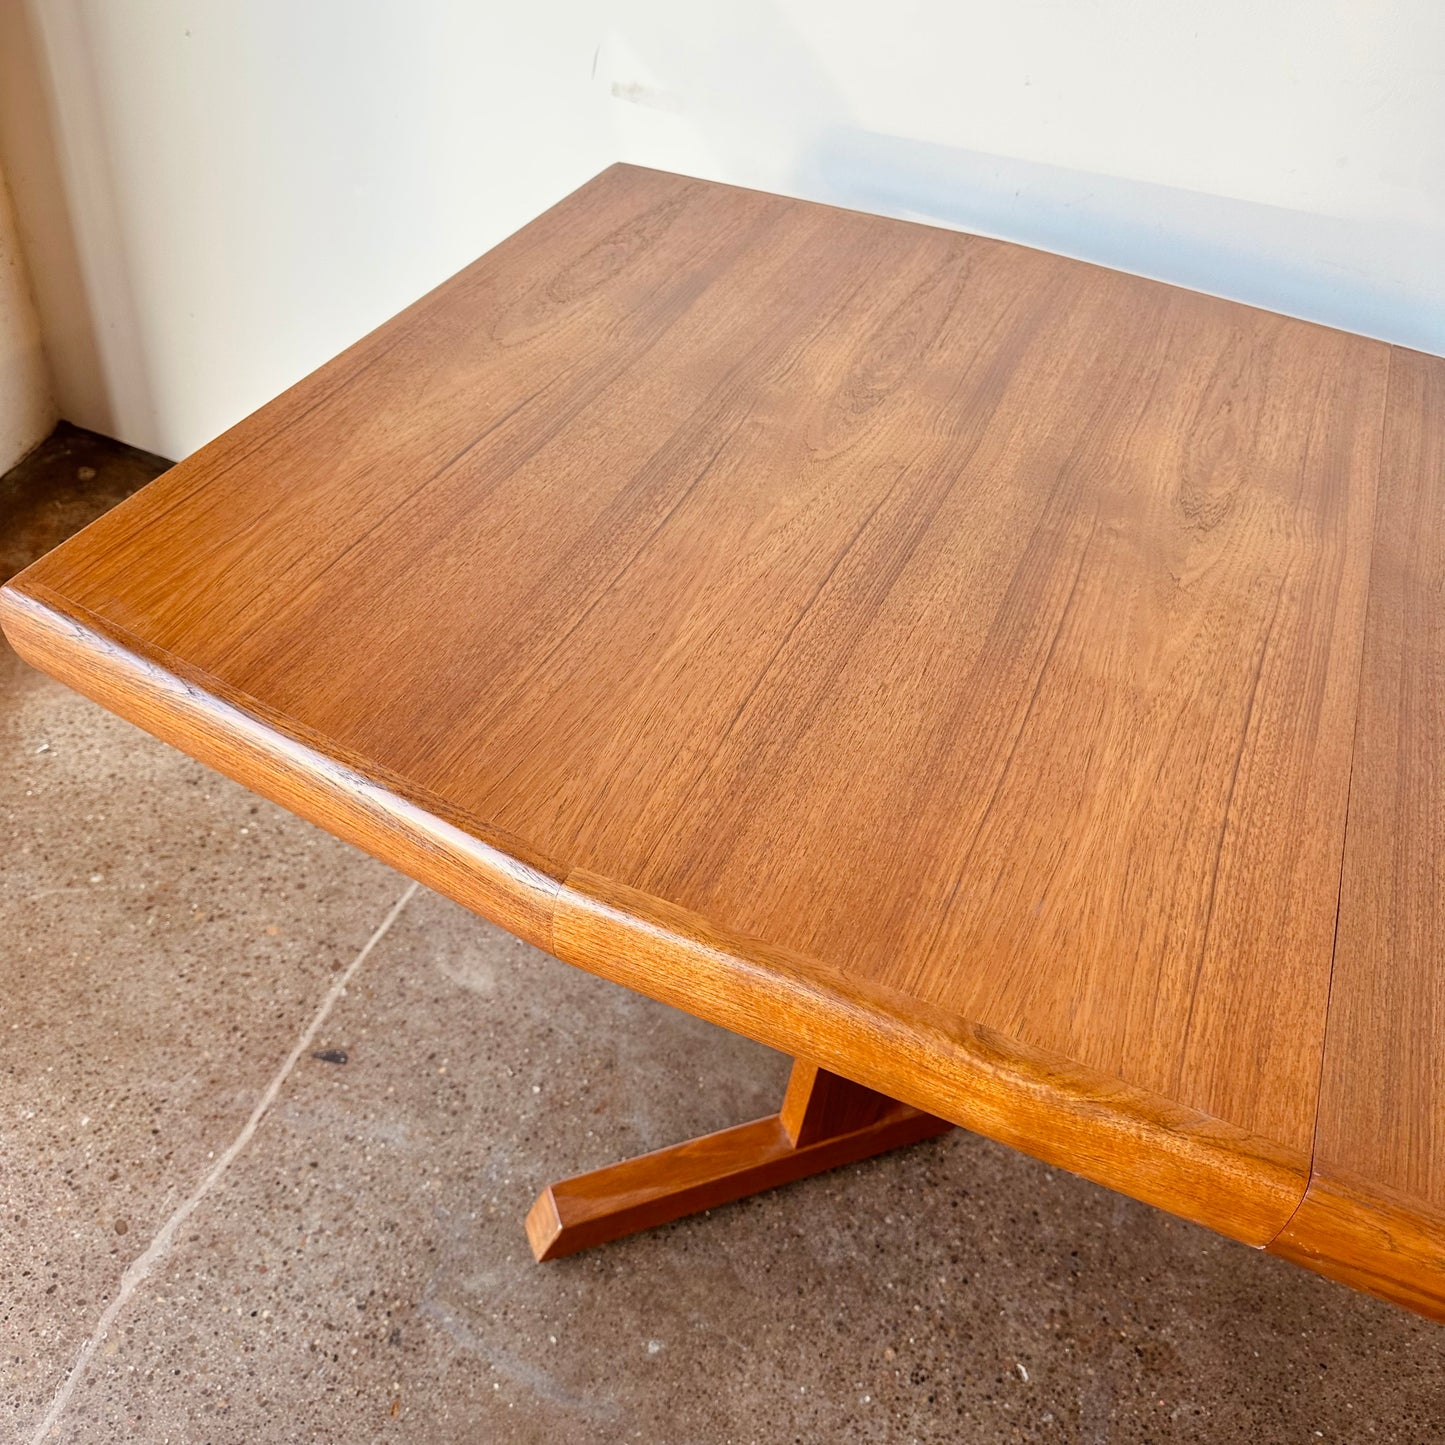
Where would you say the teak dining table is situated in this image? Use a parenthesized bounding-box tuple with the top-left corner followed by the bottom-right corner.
(5, 164, 1444, 1319)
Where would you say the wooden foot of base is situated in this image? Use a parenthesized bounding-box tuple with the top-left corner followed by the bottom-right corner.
(525, 1060, 953, 1261)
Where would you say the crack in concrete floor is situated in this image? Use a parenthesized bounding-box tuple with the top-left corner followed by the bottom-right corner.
(28, 882, 420, 1442)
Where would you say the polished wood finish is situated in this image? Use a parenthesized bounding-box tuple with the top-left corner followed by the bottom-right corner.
(0, 587, 560, 952)
(1266, 348, 1445, 1317)
(2, 163, 1440, 1313)
(526, 1060, 952, 1261)
(551, 870, 1307, 1245)
(781, 1060, 898, 1145)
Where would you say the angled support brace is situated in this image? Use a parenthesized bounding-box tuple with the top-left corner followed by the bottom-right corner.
(525, 1058, 953, 1261)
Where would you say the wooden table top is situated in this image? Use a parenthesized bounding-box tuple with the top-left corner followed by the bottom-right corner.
(5, 164, 1443, 1318)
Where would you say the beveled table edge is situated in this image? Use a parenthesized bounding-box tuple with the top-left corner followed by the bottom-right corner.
(0, 582, 564, 951)
(2, 576, 1316, 1256)
(1269, 1167, 1445, 1319)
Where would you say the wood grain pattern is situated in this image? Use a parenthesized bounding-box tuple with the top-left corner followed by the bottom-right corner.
(1270, 1171, 1445, 1319)
(1266, 347, 1445, 1317)
(526, 1059, 951, 1260)
(550, 869, 1308, 1245)
(780, 1060, 901, 1145)
(0, 162, 1432, 1308)
(0, 585, 561, 951)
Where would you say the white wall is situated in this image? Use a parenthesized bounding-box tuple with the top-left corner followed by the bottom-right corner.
(3, 0, 1442, 460)
(0, 159, 54, 472)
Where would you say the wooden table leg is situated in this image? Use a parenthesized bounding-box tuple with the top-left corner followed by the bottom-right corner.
(524, 1059, 953, 1261)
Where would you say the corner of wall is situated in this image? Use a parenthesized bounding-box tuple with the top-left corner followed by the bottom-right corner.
(0, 162, 56, 473)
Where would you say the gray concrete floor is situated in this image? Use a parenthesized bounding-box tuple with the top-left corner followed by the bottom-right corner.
(3, 428, 1444, 1444)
